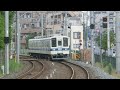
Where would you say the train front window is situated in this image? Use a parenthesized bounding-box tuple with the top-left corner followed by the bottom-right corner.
(58, 41, 62, 46)
(52, 38, 56, 47)
(63, 38, 68, 47)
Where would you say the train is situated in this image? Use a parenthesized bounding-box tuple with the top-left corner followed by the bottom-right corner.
(28, 34, 70, 60)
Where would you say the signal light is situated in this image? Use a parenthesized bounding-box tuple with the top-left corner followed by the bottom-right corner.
(102, 17, 107, 28)
(103, 23, 107, 28)
(4, 37, 9, 44)
(103, 17, 107, 22)
(90, 24, 95, 29)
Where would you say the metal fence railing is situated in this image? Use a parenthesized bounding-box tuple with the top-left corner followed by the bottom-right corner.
(94, 54, 116, 69)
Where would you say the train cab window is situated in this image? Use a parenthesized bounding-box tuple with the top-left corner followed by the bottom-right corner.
(52, 38, 56, 47)
(63, 38, 68, 47)
(58, 41, 62, 46)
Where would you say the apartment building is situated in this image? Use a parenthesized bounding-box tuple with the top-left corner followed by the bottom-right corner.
(45, 11, 83, 36)
(19, 11, 47, 49)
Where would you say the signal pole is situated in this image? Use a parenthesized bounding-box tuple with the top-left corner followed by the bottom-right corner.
(90, 11, 95, 66)
(16, 11, 20, 64)
(115, 11, 120, 73)
(4, 11, 9, 74)
(107, 11, 110, 56)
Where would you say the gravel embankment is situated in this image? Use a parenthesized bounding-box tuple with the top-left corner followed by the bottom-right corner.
(65, 59, 117, 79)
(0, 61, 32, 79)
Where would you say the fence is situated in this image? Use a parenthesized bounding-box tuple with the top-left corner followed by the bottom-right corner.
(94, 54, 116, 69)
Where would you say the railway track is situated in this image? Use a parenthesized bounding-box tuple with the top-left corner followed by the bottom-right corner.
(16, 60, 44, 79)
(58, 62, 74, 79)
(59, 61, 89, 79)
(19, 55, 89, 79)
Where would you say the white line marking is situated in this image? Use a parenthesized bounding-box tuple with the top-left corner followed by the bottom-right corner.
(54, 69, 56, 72)
(46, 76, 48, 79)
(50, 74, 52, 78)
(52, 71, 54, 74)
(52, 62, 54, 66)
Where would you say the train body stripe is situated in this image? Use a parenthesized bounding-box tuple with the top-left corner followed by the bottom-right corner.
(29, 48, 69, 51)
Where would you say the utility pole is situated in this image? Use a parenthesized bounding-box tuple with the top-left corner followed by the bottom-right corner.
(83, 12, 85, 49)
(107, 11, 110, 56)
(115, 11, 120, 74)
(41, 13, 43, 37)
(16, 11, 20, 64)
(64, 11, 67, 36)
(4, 11, 9, 74)
(90, 11, 95, 66)
(85, 12, 89, 49)
(100, 18, 103, 68)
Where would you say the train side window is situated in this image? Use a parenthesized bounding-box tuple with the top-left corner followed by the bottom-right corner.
(63, 37, 68, 47)
(52, 38, 56, 47)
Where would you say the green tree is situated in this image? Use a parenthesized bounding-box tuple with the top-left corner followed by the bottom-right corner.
(96, 30, 115, 54)
(0, 12, 5, 49)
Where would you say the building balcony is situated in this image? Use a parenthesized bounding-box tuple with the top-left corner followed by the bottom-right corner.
(21, 28, 41, 34)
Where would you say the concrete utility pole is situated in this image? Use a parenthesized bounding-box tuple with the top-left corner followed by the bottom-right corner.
(115, 11, 120, 73)
(16, 11, 20, 64)
(41, 13, 43, 37)
(100, 18, 103, 68)
(5, 11, 9, 74)
(82, 12, 85, 49)
(90, 11, 95, 66)
(107, 11, 110, 56)
(85, 12, 89, 49)
(64, 11, 68, 36)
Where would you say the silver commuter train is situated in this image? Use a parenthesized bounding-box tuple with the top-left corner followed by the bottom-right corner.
(28, 35, 70, 60)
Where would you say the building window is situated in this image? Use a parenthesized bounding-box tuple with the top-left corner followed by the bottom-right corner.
(109, 22, 113, 24)
(58, 15, 61, 18)
(26, 13, 31, 18)
(73, 44, 80, 48)
(54, 19, 57, 24)
(31, 24, 35, 28)
(73, 32, 81, 39)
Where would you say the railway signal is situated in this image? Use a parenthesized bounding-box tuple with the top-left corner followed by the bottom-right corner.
(102, 17, 107, 28)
